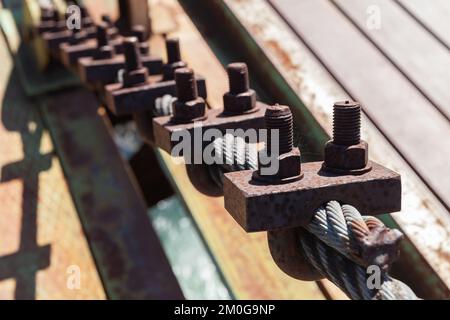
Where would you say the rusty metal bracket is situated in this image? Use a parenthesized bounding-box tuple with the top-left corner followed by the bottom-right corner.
(223, 102, 401, 283)
(60, 38, 97, 67)
(224, 161, 401, 232)
(104, 38, 205, 143)
(153, 63, 269, 157)
(78, 27, 162, 86)
(223, 101, 402, 233)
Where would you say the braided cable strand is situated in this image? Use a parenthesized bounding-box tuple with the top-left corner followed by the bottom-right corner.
(213, 139, 418, 299)
(305, 201, 404, 272)
(153, 96, 418, 299)
(300, 227, 418, 300)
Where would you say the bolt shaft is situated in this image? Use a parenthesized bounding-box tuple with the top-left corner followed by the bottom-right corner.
(333, 101, 361, 146)
(132, 25, 146, 42)
(265, 105, 294, 155)
(123, 37, 143, 71)
(96, 22, 109, 47)
(166, 38, 181, 64)
(227, 63, 249, 94)
(175, 68, 198, 102)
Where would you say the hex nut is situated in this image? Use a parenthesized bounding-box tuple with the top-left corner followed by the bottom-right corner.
(172, 97, 207, 123)
(163, 61, 188, 80)
(324, 140, 371, 174)
(254, 148, 303, 184)
(223, 89, 257, 115)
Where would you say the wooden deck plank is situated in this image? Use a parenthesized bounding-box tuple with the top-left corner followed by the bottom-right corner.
(269, 0, 450, 211)
(147, 0, 335, 300)
(334, 0, 450, 121)
(212, 0, 449, 298)
(396, 0, 450, 50)
(0, 29, 106, 300)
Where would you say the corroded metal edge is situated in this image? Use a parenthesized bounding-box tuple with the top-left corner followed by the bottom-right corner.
(224, 161, 401, 232)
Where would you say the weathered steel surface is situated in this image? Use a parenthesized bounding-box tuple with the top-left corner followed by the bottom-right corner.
(40, 87, 184, 300)
(0, 33, 105, 300)
(105, 76, 207, 116)
(153, 102, 267, 155)
(224, 161, 401, 232)
(78, 55, 163, 85)
(60, 39, 97, 67)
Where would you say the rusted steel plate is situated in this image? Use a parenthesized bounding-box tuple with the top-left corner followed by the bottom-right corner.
(105, 76, 206, 116)
(39, 87, 184, 300)
(153, 102, 267, 155)
(78, 54, 163, 85)
(269, 0, 450, 211)
(60, 39, 97, 67)
(0, 33, 105, 300)
(224, 161, 401, 232)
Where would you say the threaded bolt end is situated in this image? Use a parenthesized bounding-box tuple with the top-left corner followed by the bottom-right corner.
(175, 68, 198, 102)
(131, 25, 146, 42)
(123, 37, 142, 71)
(333, 101, 361, 146)
(227, 62, 249, 94)
(166, 38, 181, 64)
(96, 22, 109, 47)
(265, 105, 294, 155)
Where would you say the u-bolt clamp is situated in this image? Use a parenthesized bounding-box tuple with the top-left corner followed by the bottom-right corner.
(153, 63, 269, 164)
(42, 5, 97, 58)
(223, 102, 402, 280)
(104, 38, 206, 144)
(78, 24, 162, 93)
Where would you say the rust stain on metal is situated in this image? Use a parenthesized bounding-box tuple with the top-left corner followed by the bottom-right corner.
(153, 102, 267, 156)
(224, 161, 401, 232)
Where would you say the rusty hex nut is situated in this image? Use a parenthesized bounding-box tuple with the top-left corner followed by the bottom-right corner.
(223, 89, 257, 115)
(324, 140, 371, 174)
(255, 148, 303, 184)
(172, 98, 207, 124)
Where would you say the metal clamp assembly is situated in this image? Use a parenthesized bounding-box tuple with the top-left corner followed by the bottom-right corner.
(104, 38, 206, 143)
(78, 26, 163, 87)
(153, 63, 268, 158)
(223, 101, 401, 232)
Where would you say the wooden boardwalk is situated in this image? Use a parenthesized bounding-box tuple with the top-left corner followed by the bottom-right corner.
(269, 0, 450, 212)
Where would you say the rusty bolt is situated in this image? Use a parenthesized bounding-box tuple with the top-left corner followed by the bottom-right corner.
(223, 63, 257, 115)
(323, 101, 372, 175)
(122, 37, 149, 87)
(93, 22, 115, 60)
(102, 14, 120, 39)
(67, 28, 88, 45)
(253, 105, 302, 184)
(132, 25, 150, 56)
(163, 38, 188, 81)
(171, 68, 207, 124)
